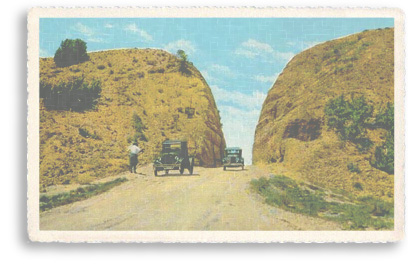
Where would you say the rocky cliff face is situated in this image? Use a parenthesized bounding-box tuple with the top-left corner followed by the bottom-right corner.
(40, 48, 225, 187)
(253, 28, 394, 199)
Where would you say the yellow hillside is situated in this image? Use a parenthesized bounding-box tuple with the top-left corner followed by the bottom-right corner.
(253, 28, 394, 200)
(40, 48, 225, 188)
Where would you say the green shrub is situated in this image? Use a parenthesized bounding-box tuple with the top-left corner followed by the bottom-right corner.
(375, 103, 394, 132)
(54, 39, 89, 67)
(372, 133, 394, 174)
(78, 128, 100, 140)
(371, 103, 394, 174)
(353, 182, 363, 190)
(130, 112, 147, 143)
(250, 177, 271, 195)
(40, 77, 101, 111)
(347, 163, 361, 173)
(325, 94, 373, 152)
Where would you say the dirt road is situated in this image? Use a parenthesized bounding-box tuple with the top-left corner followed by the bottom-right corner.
(40, 165, 341, 230)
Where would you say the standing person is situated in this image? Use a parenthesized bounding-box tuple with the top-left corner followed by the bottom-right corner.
(128, 141, 143, 173)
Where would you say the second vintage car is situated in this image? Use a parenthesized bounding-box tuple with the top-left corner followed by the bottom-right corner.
(222, 147, 244, 170)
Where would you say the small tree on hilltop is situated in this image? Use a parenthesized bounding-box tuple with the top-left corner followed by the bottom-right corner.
(176, 49, 191, 75)
(54, 39, 90, 67)
(177, 50, 187, 61)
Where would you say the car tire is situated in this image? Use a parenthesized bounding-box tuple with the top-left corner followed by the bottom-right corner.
(223, 166, 226, 171)
(180, 167, 184, 174)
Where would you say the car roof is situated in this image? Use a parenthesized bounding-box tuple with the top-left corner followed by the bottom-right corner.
(163, 140, 186, 144)
(225, 147, 242, 150)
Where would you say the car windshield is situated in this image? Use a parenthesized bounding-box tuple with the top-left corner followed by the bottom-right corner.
(226, 149, 241, 156)
(163, 143, 181, 153)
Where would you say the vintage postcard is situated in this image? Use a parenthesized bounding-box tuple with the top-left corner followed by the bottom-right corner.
(27, 7, 404, 242)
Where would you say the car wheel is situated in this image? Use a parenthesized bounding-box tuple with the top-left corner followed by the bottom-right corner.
(223, 166, 226, 171)
(180, 166, 184, 174)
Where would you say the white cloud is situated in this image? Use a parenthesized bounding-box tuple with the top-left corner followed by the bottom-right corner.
(201, 70, 210, 79)
(234, 48, 257, 58)
(234, 39, 273, 58)
(208, 64, 235, 77)
(104, 23, 113, 29)
(253, 73, 279, 84)
(274, 51, 295, 61)
(235, 39, 294, 62)
(163, 39, 196, 55)
(87, 38, 104, 43)
(71, 23, 106, 43)
(125, 23, 153, 42)
(242, 39, 274, 53)
(212, 85, 266, 110)
(72, 23, 94, 36)
(201, 70, 218, 83)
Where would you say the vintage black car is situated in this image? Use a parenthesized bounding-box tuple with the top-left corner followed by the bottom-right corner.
(153, 140, 194, 176)
(222, 147, 244, 170)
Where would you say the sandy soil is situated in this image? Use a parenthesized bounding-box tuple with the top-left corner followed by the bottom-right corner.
(40, 164, 341, 231)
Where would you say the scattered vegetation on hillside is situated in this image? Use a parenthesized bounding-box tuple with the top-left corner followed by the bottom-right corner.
(325, 95, 373, 152)
(40, 177, 128, 212)
(253, 28, 394, 199)
(250, 175, 394, 230)
(130, 112, 147, 143)
(40, 48, 226, 186)
(54, 39, 90, 67)
(372, 103, 394, 174)
(325, 94, 394, 174)
(40, 77, 102, 111)
(78, 127, 101, 140)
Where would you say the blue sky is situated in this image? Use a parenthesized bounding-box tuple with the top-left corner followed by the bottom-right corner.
(40, 18, 394, 164)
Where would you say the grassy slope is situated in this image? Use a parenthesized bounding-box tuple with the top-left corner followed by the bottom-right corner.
(253, 28, 394, 200)
(40, 48, 226, 188)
